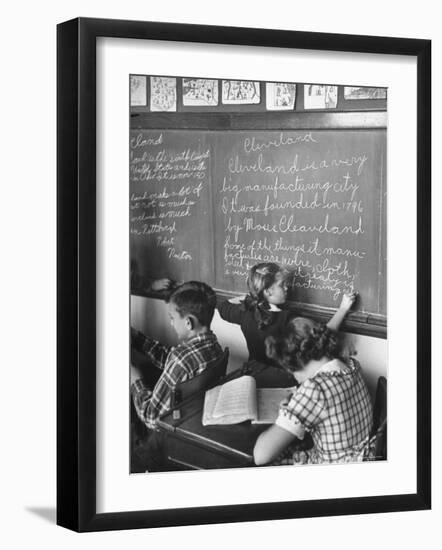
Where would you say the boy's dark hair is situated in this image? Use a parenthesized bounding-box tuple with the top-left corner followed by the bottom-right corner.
(167, 282, 216, 327)
(173, 280, 217, 309)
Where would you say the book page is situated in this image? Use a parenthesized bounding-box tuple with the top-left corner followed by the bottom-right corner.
(213, 376, 257, 419)
(254, 387, 295, 424)
(202, 383, 223, 424)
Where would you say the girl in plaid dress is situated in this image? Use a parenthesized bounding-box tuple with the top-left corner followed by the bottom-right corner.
(253, 317, 374, 466)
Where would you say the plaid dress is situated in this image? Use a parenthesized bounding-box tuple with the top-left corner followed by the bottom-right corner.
(274, 358, 373, 465)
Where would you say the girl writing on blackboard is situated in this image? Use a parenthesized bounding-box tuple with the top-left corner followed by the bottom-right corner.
(253, 317, 373, 465)
(218, 262, 355, 366)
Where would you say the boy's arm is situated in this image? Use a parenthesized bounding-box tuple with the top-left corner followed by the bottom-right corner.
(131, 353, 180, 429)
(150, 278, 173, 291)
(131, 269, 173, 293)
(131, 327, 171, 370)
(326, 291, 357, 331)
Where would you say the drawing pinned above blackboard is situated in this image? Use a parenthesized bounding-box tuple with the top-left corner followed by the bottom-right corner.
(266, 82, 296, 110)
(304, 85, 338, 109)
(344, 87, 387, 100)
(130, 75, 147, 106)
(150, 76, 177, 112)
(183, 78, 219, 106)
(222, 80, 261, 104)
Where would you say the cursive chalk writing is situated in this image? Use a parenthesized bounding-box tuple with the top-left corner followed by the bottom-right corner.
(243, 132, 317, 154)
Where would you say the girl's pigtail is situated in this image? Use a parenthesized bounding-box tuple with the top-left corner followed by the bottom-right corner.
(243, 293, 258, 311)
(254, 301, 274, 330)
(245, 262, 282, 329)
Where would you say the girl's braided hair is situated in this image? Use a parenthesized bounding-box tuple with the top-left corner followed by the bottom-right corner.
(243, 263, 286, 329)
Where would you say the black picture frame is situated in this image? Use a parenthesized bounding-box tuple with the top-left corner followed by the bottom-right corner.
(57, 17, 431, 532)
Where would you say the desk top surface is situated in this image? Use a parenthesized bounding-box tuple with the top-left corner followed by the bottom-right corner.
(157, 363, 295, 465)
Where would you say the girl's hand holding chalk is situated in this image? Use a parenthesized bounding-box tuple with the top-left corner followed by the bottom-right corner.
(340, 291, 357, 312)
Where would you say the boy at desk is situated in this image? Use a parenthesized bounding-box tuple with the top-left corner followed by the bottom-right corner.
(130, 282, 223, 471)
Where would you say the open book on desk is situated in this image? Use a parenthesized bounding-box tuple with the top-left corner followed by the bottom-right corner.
(202, 375, 295, 426)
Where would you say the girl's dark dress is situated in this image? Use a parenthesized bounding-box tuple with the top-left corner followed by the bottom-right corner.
(218, 301, 295, 387)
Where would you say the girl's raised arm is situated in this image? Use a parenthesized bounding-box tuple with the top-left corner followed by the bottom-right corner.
(327, 291, 357, 331)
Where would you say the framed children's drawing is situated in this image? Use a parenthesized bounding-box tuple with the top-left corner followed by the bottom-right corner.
(57, 18, 431, 532)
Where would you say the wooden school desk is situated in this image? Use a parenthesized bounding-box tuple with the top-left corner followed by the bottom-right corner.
(157, 363, 295, 470)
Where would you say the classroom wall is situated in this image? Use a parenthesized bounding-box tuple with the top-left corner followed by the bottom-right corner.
(131, 295, 387, 398)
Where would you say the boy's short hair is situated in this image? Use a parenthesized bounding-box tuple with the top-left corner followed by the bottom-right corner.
(167, 282, 216, 327)
(173, 280, 217, 309)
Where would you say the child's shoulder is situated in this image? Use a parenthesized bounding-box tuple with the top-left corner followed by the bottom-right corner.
(288, 378, 326, 410)
(173, 331, 219, 353)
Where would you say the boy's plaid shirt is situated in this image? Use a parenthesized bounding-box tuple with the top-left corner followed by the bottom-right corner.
(131, 330, 223, 430)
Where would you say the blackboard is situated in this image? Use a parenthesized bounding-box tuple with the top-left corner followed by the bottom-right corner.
(130, 126, 386, 332)
(130, 131, 213, 285)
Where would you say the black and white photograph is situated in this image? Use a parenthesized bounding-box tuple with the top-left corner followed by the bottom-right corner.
(129, 75, 387, 474)
(52, 12, 432, 535)
(0, 0, 437, 545)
